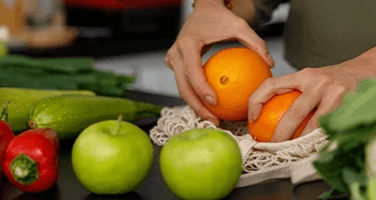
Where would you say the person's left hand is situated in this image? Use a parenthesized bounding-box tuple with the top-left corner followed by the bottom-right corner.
(247, 60, 369, 142)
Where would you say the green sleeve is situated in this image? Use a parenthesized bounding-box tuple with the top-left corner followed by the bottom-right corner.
(252, 0, 289, 27)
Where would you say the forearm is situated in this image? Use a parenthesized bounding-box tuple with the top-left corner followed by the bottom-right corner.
(194, 0, 288, 27)
(341, 47, 376, 82)
(193, 0, 257, 24)
(230, 0, 258, 24)
(193, 0, 224, 8)
(233, 0, 290, 26)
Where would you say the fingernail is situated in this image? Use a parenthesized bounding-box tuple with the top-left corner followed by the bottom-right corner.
(205, 96, 216, 105)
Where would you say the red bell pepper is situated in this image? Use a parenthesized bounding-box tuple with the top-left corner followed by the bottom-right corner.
(3, 127, 60, 193)
(0, 104, 16, 179)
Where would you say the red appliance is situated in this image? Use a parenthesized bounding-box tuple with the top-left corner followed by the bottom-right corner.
(63, 0, 181, 10)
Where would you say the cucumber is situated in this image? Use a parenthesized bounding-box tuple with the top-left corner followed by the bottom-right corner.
(28, 94, 163, 140)
(0, 88, 96, 132)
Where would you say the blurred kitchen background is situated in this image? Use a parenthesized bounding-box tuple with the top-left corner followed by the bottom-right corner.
(1, 0, 297, 97)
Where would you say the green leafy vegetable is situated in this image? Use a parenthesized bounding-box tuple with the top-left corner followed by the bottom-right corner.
(315, 78, 376, 200)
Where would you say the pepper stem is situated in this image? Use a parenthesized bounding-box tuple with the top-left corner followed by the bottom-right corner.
(29, 119, 38, 128)
(15, 167, 30, 178)
(10, 154, 39, 185)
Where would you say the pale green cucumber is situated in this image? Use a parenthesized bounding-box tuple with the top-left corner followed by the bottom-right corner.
(0, 87, 96, 132)
(28, 94, 163, 140)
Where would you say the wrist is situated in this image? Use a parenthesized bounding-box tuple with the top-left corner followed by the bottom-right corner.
(341, 47, 376, 82)
(231, 0, 257, 23)
(193, 0, 227, 8)
(192, 0, 257, 25)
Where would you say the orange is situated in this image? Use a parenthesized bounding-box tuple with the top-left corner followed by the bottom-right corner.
(203, 47, 272, 121)
(248, 90, 316, 142)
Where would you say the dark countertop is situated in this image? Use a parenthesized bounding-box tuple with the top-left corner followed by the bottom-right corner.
(0, 90, 346, 200)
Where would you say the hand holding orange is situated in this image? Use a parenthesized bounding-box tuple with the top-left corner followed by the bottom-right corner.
(247, 90, 316, 142)
(203, 47, 316, 142)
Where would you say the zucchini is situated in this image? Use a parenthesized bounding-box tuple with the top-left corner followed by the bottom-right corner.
(28, 94, 163, 140)
(0, 88, 95, 132)
(0, 55, 135, 97)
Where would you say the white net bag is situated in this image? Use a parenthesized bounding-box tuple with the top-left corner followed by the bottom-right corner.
(150, 105, 328, 188)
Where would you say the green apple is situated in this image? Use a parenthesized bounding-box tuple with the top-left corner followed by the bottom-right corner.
(159, 128, 243, 200)
(71, 117, 153, 194)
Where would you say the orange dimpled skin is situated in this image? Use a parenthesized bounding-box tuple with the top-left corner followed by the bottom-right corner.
(203, 47, 272, 121)
(248, 90, 316, 142)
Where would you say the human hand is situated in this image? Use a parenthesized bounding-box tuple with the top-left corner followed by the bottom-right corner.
(164, 0, 274, 125)
(247, 64, 361, 142)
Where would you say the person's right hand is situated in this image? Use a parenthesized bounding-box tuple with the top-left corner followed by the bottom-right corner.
(165, 0, 274, 125)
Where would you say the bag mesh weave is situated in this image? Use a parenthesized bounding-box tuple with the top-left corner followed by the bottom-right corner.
(150, 105, 328, 187)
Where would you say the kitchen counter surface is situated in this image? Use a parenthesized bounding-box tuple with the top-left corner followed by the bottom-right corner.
(0, 90, 345, 200)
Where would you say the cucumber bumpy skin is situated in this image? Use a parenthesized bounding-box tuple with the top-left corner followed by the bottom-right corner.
(0, 88, 95, 132)
(28, 94, 163, 140)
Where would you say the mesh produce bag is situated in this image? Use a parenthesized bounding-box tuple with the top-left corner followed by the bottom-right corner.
(150, 105, 328, 187)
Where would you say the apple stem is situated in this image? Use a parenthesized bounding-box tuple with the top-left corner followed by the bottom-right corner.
(113, 115, 123, 136)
